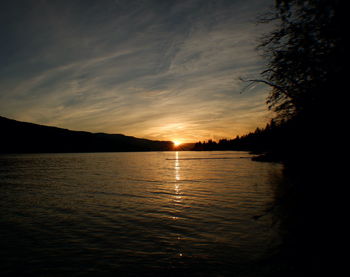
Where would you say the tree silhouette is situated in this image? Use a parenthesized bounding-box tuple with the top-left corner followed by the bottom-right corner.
(195, 0, 345, 162)
(251, 0, 345, 122)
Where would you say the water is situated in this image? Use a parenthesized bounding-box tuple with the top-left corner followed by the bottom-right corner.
(0, 151, 283, 276)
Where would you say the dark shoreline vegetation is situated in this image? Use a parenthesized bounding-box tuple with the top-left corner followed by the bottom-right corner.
(192, 118, 296, 163)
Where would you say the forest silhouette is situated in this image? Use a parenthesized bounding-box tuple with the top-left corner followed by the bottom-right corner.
(248, 0, 345, 274)
(194, 1, 345, 275)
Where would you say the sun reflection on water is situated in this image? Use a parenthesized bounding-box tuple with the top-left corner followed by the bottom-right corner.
(174, 151, 183, 257)
(175, 152, 180, 181)
(174, 152, 181, 197)
(173, 151, 182, 215)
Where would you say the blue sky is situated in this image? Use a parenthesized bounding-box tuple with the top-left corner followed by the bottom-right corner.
(0, 0, 274, 142)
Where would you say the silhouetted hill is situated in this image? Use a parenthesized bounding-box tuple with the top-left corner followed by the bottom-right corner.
(0, 116, 173, 153)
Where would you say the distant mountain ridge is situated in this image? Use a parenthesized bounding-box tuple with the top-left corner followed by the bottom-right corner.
(0, 116, 173, 153)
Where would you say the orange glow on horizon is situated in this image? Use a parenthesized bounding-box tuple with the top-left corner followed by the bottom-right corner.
(173, 140, 182, 147)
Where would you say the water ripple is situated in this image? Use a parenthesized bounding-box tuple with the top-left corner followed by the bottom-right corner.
(0, 151, 283, 276)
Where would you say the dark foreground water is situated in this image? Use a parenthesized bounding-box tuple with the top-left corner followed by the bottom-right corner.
(0, 151, 284, 276)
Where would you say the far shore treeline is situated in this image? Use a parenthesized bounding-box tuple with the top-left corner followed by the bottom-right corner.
(192, 119, 291, 161)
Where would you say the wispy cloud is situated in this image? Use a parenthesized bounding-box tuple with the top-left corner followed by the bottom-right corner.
(0, 0, 274, 142)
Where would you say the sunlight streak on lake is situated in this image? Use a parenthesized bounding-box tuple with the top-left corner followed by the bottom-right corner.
(0, 151, 283, 276)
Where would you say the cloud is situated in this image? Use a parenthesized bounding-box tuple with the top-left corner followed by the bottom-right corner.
(0, 0, 274, 142)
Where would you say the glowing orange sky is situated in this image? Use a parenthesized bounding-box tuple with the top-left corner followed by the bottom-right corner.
(0, 0, 274, 143)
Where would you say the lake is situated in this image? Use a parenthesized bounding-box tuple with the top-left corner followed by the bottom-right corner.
(0, 151, 284, 276)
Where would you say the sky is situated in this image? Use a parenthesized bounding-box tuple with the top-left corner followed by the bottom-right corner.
(0, 0, 274, 143)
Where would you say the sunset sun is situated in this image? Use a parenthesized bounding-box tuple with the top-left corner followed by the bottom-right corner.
(173, 140, 182, 147)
